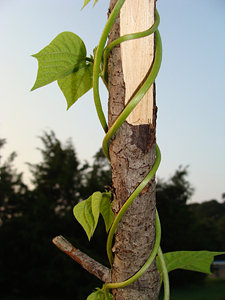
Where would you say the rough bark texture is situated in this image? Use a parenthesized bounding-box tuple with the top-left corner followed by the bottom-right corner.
(52, 236, 111, 283)
(108, 1, 160, 299)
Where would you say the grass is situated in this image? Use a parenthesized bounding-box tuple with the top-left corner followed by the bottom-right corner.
(159, 279, 225, 300)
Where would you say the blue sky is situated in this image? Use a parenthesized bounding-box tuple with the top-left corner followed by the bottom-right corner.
(0, 0, 224, 203)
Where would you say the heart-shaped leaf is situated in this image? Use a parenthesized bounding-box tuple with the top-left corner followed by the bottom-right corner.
(73, 198, 93, 240)
(73, 191, 113, 240)
(86, 287, 112, 300)
(84, 197, 95, 239)
(58, 63, 93, 109)
(87, 289, 103, 300)
(100, 192, 114, 232)
(91, 192, 102, 231)
(31, 31, 87, 90)
(156, 250, 225, 275)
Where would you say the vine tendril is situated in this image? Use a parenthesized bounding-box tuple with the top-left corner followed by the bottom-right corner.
(92, 0, 169, 299)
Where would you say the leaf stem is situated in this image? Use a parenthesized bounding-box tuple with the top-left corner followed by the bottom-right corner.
(158, 247, 170, 300)
(85, 57, 94, 63)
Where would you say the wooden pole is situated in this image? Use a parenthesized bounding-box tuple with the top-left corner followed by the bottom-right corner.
(108, 0, 160, 299)
(52, 1, 161, 299)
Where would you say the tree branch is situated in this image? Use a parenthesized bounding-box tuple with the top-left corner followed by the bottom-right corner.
(52, 235, 111, 283)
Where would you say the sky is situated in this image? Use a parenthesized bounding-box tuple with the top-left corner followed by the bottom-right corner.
(0, 0, 224, 203)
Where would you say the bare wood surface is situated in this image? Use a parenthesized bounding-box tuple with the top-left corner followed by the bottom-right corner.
(120, 0, 155, 125)
(52, 235, 111, 283)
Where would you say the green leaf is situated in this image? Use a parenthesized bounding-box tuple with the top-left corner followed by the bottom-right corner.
(91, 192, 102, 231)
(87, 286, 112, 300)
(31, 31, 87, 90)
(73, 192, 114, 240)
(82, 0, 91, 8)
(82, 0, 99, 8)
(84, 197, 95, 239)
(73, 191, 114, 239)
(73, 197, 93, 240)
(104, 289, 113, 300)
(156, 251, 225, 275)
(87, 288, 104, 300)
(86, 290, 99, 300)
(57, 63, 93, 109)
(100, 192, 114, 232)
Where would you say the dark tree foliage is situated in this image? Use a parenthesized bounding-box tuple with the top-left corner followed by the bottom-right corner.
(189, 199, 225, 251)
(217, 215, 225, 249)
(0, 134, 224, 298)
(81, 148, 112, 198)
(28, 131, 84, 216)
(0, 139, 27, 225)
(0, 132, 110, 299)
(157, 166, 195, 251)
(157, 167, 225, 285)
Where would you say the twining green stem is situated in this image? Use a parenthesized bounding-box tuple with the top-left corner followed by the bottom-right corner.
(92, 0, 169, 298)
(105, 210, 161, 290)
(106, 144, 161, 265)
(93, 0, 126, 133)
(102, 29, 162, 160)
(102, 9, 160, 83)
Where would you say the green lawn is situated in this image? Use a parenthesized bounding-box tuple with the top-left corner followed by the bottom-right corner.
(159, 279, 225, 300)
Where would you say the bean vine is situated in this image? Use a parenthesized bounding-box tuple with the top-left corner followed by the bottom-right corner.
(31, 1, 224, 299)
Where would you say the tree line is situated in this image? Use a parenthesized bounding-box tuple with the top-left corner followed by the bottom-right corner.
(0, 131, 224, 299)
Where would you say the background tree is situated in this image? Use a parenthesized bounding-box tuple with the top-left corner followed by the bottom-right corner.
(81, 148, 111, 198)
(189, 198, 225, 251)
(0, 132, 111, 299)
(157, 169, 225, 285)
(0, 138, 27, 225)
(28, 131, 83, 216)
(217, 214, 225, 250)
(156, 167, 205, 285)
(157, 166, 195, 252)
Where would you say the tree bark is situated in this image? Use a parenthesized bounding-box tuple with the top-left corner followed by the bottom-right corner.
(108, 0, 160, 299)
(52, 236, 111, 283)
